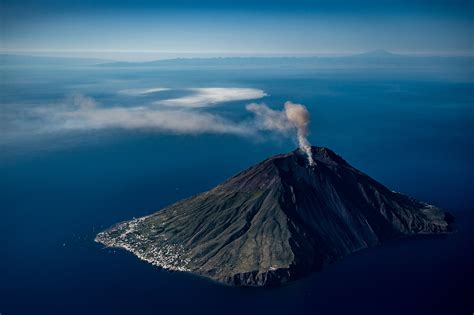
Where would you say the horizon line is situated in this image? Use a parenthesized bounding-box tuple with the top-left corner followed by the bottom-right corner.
(1, 49, 473, 62)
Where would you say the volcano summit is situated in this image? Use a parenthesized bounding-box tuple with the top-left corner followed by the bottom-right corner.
(96, 147, 453, 286)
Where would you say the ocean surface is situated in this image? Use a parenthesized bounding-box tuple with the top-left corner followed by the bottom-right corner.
(1, 63, 473, 315)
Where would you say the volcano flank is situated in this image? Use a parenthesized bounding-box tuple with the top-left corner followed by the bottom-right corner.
(96, 147, 453, 286)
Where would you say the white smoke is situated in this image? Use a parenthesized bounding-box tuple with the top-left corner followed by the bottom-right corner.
(246, 101, 315, 166)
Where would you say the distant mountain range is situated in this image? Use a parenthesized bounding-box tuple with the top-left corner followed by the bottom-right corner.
(1, 50, 472, 68)
(95, 50, 472, 68)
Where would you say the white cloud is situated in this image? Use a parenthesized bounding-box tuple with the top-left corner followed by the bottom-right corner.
(157, 87, 267, 108)
(118, 87, 170, 95)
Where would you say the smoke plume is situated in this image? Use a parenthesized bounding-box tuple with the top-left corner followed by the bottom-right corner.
(246, 101, 315, 166)
(284, 101, 315, 166)
(16, 92, 315, 165)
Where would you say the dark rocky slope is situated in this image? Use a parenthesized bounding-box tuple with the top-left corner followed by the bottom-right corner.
(96, 147, 453, 286)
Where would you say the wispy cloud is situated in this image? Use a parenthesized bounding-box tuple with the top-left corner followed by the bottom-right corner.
(118, 87, 170, 95)
(157, 87, 267, 107)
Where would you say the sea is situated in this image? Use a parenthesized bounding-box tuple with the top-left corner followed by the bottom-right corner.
(1, 62, 473, 315)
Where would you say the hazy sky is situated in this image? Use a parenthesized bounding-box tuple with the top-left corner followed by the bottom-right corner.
(1, 0, 473, 60)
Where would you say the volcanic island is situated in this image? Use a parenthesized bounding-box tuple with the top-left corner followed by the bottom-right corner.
(96, 147, 453, 286)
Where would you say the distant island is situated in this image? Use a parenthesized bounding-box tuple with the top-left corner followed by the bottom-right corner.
(2, 50, 470, 69)
(96, 147, 453, 286)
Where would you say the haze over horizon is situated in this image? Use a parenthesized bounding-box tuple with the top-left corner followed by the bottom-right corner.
(1, 0, 472, 61)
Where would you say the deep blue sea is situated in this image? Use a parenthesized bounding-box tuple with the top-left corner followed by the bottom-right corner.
(1, 64, 473, 315)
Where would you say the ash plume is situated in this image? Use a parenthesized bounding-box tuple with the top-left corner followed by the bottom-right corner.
(246, 101, 315, 166)
(284, 101, 315, 166)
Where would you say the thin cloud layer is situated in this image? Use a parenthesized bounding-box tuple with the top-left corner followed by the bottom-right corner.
(118, 87, 170, 95)
(157, 87, 267, 108)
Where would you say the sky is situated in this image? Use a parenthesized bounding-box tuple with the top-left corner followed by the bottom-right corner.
(1, 0, 473, 60)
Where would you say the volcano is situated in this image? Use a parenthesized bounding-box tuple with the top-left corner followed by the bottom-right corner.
(96, 147, 453, 286)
